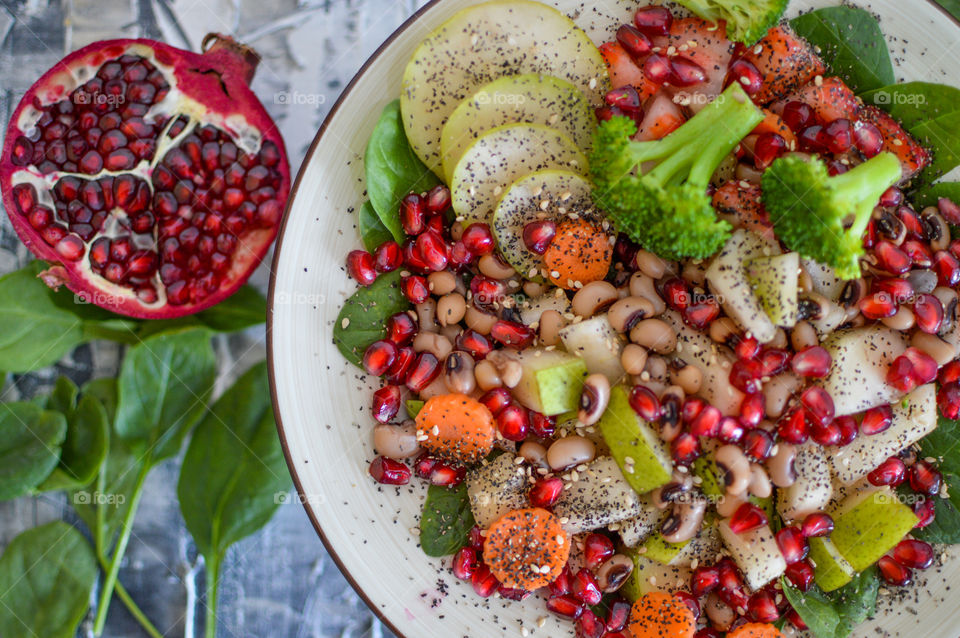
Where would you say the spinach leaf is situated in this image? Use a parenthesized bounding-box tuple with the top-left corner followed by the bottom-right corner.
(912, 487, 960, 544)
(912, 181, 960, 209)
(365, 99, 441, 242)
(420, 483, 475, 557)
(790, 7, 894, 94)
(0, 402, 67, 500)
(919, 416, 960, 477)
(177, 361, 289, 638)
(38, 377, 109, 491)
(359, 200, 394, 252)
(781, 570, 880, 638)
(334, 270, 411, 366)
(0, 521, 98, 638)
(860, 82, 960, 182)
(937, 0, 960, 22)
(781, 581, 843, 637)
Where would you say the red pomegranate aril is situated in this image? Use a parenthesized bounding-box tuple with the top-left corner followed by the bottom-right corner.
(616, 24, 652, 59)
(727, 59, 763, 96)
(346, 249, 377, 286)
(776, 526, 809, 564)
(448, 240, 472, 268)
(909, 460, 942, 496)
(823, 118, 853, 154)
(629, 385, 660, 421)
(747, 590, 780, 623)
(861, 404, 894, 436)
(690, 405, 722, 438)
(741, 428, 775, 461)
(546, 594, 584, 620)
(583, 534, 616, 570)
(415, 230, 448, 271)
(914, 497, 936, 528)
(859, 292, 898, 319)
(887, 355, 919, 392)
(682, 397, 706, 424)
(878, 555, 912, 586)
(810, 420, 842, 446)
(874, 241, 912, 274)
(373, 240, 402, 272)
(405, 352, 441, 392)
(470, 275, 504, 306)
(430, 463, 466, 487)
(729, 502, 768, 534)
(695, 629, 722, 638)
(801, 512, 834, 538)
(937, 382, 960, 419)
(549, 565, 573, 596)
(643, 53, 673, 84)
(662, 278, 690, 311)
(490, 320, 534, 348)
(605, 85, 642, 112)
(894, 539, 934, 570)
(940, 360, 960, 384)
(785, 559, 815, 591)
(471, 563, 500, 597)
(400, 274, 430, 304)
(452, 547, 478, 580)
(363, 340, 398, 376)
(683, 297, 720, 329)
(414, 454, 438, 480)
(729, 358, 763, 394)
(369, 456, 410, 485)
(670, 56, 707, 87)
(575, 610, 605, 638)
(402, 238, 429, 272)
(674, 591, 700, 621)
(530, 411, 556, 438)
(529, 476, 564, 508)
(853, 120, 885, 157)
(572, 569, 603, 606)
(497, 404, 530, 441)
(691, 565, 720, 597)
(716, 557, 744, 591)
(386, 312, 417, 346)
(461, 223, 495, 255)
(901, 239, 933, 268)
(905, 347, 939, 384)
(798, 125, 826, 152)
(719, 416, 746, 444)
(781, 101, 813, 131)
(372, 385, 401, 423)
(868, 456, 907, 486)
(732, 335, 760, 361)
(760, 348, 791, 377)
(738, 392, 764, 428)
(385, 346, 415, 385)
(595, 105, 626, 122)
(934, 250, 960, 287)
(498, 585, 530, 602)
(777, 408, 809, 444)
(606, 599, 631, 632)
(523, 220, 557, 254)
(752, 132, 786, 170)
(457, 329, 493, 359)
(791, 346, 832, 378)
(55, 234, 85, 261)
(671, 432, 700, 465)
(400, 193, 426, 235)
(939, 197, 960, 224)
(634, 5, 672, 34)
(801, 386, 835, 427)
(880, 187, 904, 208)
(479, 387, 512, 416)
(425, 185, 451, 213)
(914, 293, 945, 334)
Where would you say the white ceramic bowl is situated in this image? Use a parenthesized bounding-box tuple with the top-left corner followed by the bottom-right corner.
(268, 2, 960, 636)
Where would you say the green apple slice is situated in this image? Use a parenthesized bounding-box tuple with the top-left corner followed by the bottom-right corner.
(817, 325, 908, 416)
(830, 486, 919, 572)
(401, 0, 607, 175)
(597, 386, 672, 494)
(807, 536, 855, 592)
(511, 348, 587, 415)
(440, 74, 595, 183)
(619, 495, 665, 547)
(451, 124, 587, 225)
(745, 251, 799, 328)
(492, 169, 593, 280)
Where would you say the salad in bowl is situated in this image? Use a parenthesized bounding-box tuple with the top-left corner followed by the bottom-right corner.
(326, 0, 960, 636)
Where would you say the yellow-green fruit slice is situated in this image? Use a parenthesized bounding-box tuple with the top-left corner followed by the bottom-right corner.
(598, 386, 672, 494)
(830, 486, 919, 572)
(808, 536, 855, 592)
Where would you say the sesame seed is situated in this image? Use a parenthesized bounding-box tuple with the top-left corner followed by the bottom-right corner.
(341, 318, 350, 329)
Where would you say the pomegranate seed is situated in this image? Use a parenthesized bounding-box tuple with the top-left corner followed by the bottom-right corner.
(575, 610, 605, 638)
(934, 250, 960, 287)
(414, 454, 438, 479)
(479, 387, 512, 416)
(671, 432, 700, 465)
(880, 187, 904, 208)
(781, 101, 814, 131)
(456, 329, 493, 359)
(643, 53, 673, 84)
(777, 408, 809, 444)
(786, 608, 808, 631)
(741, 428, 774, 461)
(605, 86, 642, 113)
(400, 275, 429, 304)
(753, 132, 786, 169)
(372, 385, 401, 423)
(937, 382, 960, 419)
(877, 555, 912, 586)
(733, 335, 760, 360)
(801, 386, 835, 426)
(369, 456, 410, 485)
(874, 276, 914, 301)
(670, 56, 707, 86)
(853, 120, 884, 157)
(729, 359, 763, 393)
(385, 346, 415, 384)
(690, 565, 720, 597)
(674, 591, 700, 621)
(616, 24, 652, 59)
(373, 240, 402, 272)
(909, 460, 943, 496)
(868, 457, 907, 486)
(347, 249, 377, 285)
(426, 185, 451, 213)
(605, 599, 631, 632)
(690, 405, 722, 438)
(405, 352, 441, 392)
(859, 292, 898, 319)
(905, 347, 939, 385)
(461, 223, 494, 255)
(471, 563, 500, 597)
(401, 238, 429, 272)
(363, 340, 398, 376)
(798, 125, 826, 152)
(874, 241, 912, 274)
(572, 569, 603, 605)
(887, 355, 921, 393)
(913, 498, 936, 528)
(498, 586, 530, 602)
(801, 512, 834, 538)
(629, 385, 660, 421)
(546, 594, 584, 620)
(469, 526, 485, 550)
(727, 59, 763, 96)
(448, 240, 472, 268)
(682, 297, 720, 329)
(822, 118, 853, 154)
(719, 416, 746, 443)
(760, 348, 791, 376)
(529, 476, 564, 508)
(729, 502, 768, 534)
(897, 206, 926, 238)
(835, 414, 859, 446)
(470, 275, 504, 306)
(747, 590, 780, 623)
(595, 105, 626, 122)
(523, 220, 557, 254)
(416, 230, 448, 271)
(430, 462, 466, 487)
(776, 526, 809, 564)
(695, 629, 722, 638)
(549, 565, 573, 596)
(784, 559, 815, 591)
(633, 5, 672, 35)
(583, 534, 615, 570)
(894, 539, 934, 569)
(939, 197, 960, 224)
(861, 404, 894, 436)
(682, 397, 706, 424)
(497, 404, 530, 441)
(902, 239, 933, 267)
(662, 278, 690, 310)
(490, 320, 534, 348)
(530, 411, 556, 437)
(400, 193, 426, 235)
(386, 312, 417, 345)
(738, 392, 764, 428)
(940, 360, 960, 384)
(809, 420, 842, 446)
(791, 346, 832, 378)
(452, 547, 478, 580)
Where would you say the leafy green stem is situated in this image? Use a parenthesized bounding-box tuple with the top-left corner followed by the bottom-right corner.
(204, 553, 221, 638)
(93, 549, 164, 638)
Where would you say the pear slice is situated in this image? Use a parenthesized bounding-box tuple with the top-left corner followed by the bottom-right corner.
(597, 386, 673, 494)
(405, 399, 424, 418)
(441, 74, 595, 182)
(450, 124, 587, 225)
(777, 442, 833, 523)
(622, 553, 692, 601)
(519, 288, 571, 325)
(559, 314, 626, 384)
(807, 536, 855, 592)
(466, 453, 530, 528)
(802, 257, 845, 301)
(718, 520, 787, 590)
(552, 456, 644, 534)
(619, 495, 666, 547)
(745, 251, 799, 328)
(816, 325, 908, 416)
(829, 486, 919, 572)
(511, 348, 587, 415)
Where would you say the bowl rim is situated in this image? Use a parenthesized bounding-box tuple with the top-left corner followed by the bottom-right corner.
(266, 2, 960, 636)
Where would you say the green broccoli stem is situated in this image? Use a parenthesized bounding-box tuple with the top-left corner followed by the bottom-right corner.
(832, 152, 903, 239)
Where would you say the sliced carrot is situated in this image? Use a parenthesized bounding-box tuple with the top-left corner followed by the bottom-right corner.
(741, 25, 826, 105)
(482, 508, 570, 590)
(635, 92, 686, 141)
(712, 181, 775, 242)
(543, 218, 612, 290)
(627, 592, 696, 638)
(751, 109, 797, 149)
(414, 393, 495, 463)
(858, 104, 932, 182)
(600, 41, 658, 98)
(771, 76, 861, 123)
(727, 622, 785, 638)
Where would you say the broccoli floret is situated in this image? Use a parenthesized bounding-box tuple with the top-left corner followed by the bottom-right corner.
(590, 83, 764, 260)
(673, 0, 788, 44)
(761, 153, 903, 279)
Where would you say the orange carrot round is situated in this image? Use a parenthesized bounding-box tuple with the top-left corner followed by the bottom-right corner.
(627, 592, 696, 638)
(543, 218, 612, 290)
(414, 393, 495, 463)
(482, 508, 570, 590)
(727, 623, 784, 638)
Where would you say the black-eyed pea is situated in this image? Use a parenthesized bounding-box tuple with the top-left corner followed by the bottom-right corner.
(596, 554, 634, 593)
(630, 318, 676, 354)
(715, 444, 751, 496)
(474, 359, 502, 391)
(372, 421, 420, 460)
(538, 309, 565, 346)
(437, 292, 466, 326)
(427, 270, 457, 296)
(608, 296, 656, 333)
(443, 351, 476, 394)
(620, 344, 648, 376)
(546, 435, 596, 471)
(571, 281, 618, 317)
(465, 304, 497, 334)
(578, 374, 611, 426)
(478, 253, 516, 279)
(628, 272, 666, 315)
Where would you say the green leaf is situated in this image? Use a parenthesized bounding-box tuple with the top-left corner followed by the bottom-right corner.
(0, 403, 67, 500)
(178, 361, 289, 559)
(936, 0, 960, 22)
(420, 483, 475, 557)
(912, 487, 960, 544)
(38, 378, 109, 491)
(912, 181, 960, 209)
(115, 327, 217, 462)
(333, 271, 411, 366)
(0, 521, 98, 638)
(781, 570, 880, 638)
(359, 200, 394, 252)
(860, 82, 960, 182)
(365, 99, 441, 242)
(790, 7, 895, 94)
(918, 416, 960, 477)
(781, 581, 843, 638)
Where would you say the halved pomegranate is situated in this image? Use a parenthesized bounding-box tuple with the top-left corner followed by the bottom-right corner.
(1, 35, 289, 318)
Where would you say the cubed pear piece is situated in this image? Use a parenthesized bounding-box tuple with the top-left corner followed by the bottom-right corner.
(817, 326, 908, 416)
(745, 252, 799, 328)
(693, 455, 724, 498)
(718, 520, 787, 590)
(553, 456, 644, 534)
(807, 536, 855, 592)
(622, 553, 692, 601)
(598, 386, 673, 494)
(519, 289, 571, 325)
(777, 442, 834, 523)
(466, 453, 529, 528)
(642, 532, 690, 565)
(643, 521, 721, 566)
(705, 229, 779, 343)
(830, 486, 919, 572)
(802, 257, 845, 301)
(559, 315, 626, 384)
(618, 496, 665, 548)
(828, 384, 938, 486)
(511, 348, 587, 415)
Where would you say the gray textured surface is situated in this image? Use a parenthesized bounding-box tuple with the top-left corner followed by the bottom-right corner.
(0, 0, 419, 635)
